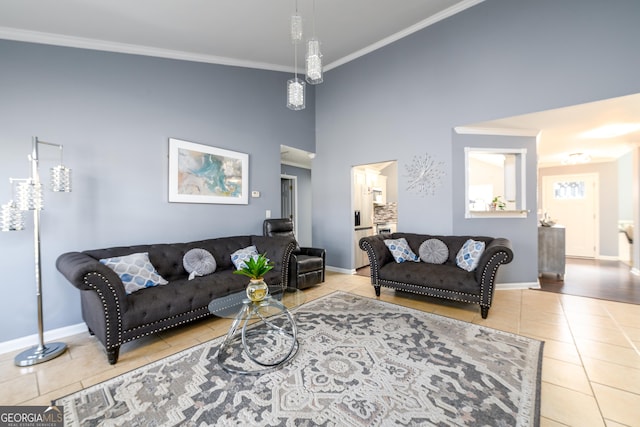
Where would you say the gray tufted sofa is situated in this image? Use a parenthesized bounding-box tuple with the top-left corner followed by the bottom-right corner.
(359, 233, 513, 318)
(56, 235, 296, 364)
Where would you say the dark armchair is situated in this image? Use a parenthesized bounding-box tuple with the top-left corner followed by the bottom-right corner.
(263, 218, 326, 289)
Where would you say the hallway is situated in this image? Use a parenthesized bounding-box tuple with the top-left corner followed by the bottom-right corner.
(539, 258, 640, 305)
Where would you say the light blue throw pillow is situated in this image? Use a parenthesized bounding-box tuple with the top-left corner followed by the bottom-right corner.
(384, 238, 419, 263)
(183, 248, 216, 280)
(231, 245, 259, 270)
(99, 252, 168, 294)
(455, 239, 486, 271)
(419, 238, 449, 264)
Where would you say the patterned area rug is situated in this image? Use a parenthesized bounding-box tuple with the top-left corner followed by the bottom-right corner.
(56, 292, 543, 426)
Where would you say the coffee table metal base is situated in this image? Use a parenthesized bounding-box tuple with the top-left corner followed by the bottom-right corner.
(217, 296, 298, 375)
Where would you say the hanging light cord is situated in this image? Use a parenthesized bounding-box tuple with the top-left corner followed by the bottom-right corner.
(312, 0, 316, 37)
(294, 0, 299, 79)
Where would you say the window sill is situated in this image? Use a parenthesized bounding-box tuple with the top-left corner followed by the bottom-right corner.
(466, 210, 529, 219)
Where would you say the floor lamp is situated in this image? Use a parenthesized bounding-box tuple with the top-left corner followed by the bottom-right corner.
(1, 136, 72, 366)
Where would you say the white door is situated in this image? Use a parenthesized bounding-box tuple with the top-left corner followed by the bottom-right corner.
(542, 173, 598, 258)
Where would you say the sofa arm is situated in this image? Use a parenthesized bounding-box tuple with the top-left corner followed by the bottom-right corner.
(250, 235, 297, 287)
(474, 238, 514, 301)
(56, 251, 129, 310)
(359, 235, 393, 283)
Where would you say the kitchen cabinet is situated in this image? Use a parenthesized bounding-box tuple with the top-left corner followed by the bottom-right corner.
(353, 170, 373, 227)
(372, 176, 387, 205)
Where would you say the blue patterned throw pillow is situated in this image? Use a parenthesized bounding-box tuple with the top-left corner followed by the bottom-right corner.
(384, 238, 419, 263)
(455, 239, 486, 272)
(231, 245, 259, 270)
(99, 252, 168, 294)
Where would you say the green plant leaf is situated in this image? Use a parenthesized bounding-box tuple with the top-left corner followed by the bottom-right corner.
(232, 253, 274, 279)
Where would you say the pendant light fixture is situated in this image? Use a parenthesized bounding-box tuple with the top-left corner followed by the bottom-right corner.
(305, 0, 323, 84)
(287, 0, 305, 110)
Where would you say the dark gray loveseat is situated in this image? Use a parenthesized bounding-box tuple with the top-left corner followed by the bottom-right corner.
(359, 233, 513, 318)
(56, 235, 295, 364)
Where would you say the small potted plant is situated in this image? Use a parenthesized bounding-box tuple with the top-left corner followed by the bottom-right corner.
(233, 253, 274, 302)
(490, 196, 506, 211)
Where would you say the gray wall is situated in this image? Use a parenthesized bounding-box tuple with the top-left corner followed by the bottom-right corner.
(453, 134, 538, 283)
(314, 0, 640, 277)
(280, 164, 313, 247)
(539, 161, 620, 258)
(0, 41, 315, 342)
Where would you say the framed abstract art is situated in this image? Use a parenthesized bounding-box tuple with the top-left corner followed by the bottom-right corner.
(168, 138, 249, 204)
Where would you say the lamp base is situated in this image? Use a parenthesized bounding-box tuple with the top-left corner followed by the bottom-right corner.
(14, 342, 67, 367)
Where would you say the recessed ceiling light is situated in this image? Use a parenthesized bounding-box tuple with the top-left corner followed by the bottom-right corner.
(562, 152, 591, 165)
(580, 123, 640, 139)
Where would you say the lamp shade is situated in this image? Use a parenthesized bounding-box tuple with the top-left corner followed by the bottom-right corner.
(16, 181, 43, 211)
(287, 77, 305, 110)
(0, 201, 25, 231)
(305, 38, 323, 84)
(290, 13, 302, 43)
(51, 165, 72, 192)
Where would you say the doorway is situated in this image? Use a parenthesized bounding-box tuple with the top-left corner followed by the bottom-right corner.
(280, 145, 314, 247)
(281, 174, 298, 238)
(352, 160, 398, 271)
(542, 173, 599, 258)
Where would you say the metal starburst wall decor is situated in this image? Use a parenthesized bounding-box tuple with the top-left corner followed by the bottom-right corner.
(405, 153, 445, 196)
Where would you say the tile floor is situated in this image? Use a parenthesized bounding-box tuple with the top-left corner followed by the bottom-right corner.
(1, 271, 639, 426)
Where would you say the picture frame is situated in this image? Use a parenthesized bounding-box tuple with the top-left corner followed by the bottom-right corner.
(168, 138, 249, 204)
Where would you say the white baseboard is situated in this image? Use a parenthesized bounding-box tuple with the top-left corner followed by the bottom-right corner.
(0, 323, 87, 355)
(597, 255, 621, 261)
(496, 281, 541, 290)
(326, 265, 355, 275)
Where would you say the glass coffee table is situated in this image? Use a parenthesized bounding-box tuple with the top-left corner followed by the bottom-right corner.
(208, 286, 305, 375)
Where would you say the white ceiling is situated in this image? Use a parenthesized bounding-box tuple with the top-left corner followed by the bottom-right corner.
(0, 0, 478, 72)
(1, 0, 638, 168)
(468, 94, 640, 167)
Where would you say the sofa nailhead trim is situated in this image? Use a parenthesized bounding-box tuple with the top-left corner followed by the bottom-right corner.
(377, 280, 480, 304)
(123, 310, 212, 344)
(83, 272, 122, 348)
(479, 252, 509, 308)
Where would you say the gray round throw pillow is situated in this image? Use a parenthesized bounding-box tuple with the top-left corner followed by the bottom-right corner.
(183, 248, 216, 280)
(419, 239, 449, 264)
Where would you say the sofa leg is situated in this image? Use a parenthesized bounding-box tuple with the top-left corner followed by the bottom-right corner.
(374, 286, 381, 297)
(107, 347, 120, 365)
(87, 327, 95, 336)
(480, 306, 489, 319)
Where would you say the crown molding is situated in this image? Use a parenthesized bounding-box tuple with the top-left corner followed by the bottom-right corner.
(454, 126, 540, 137)
(1, 1, 485, 74)
(324, 0, 485, 71)
(0, 26, 291, 72)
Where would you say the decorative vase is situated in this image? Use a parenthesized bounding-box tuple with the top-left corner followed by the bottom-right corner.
(246, 278, 269, 302)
